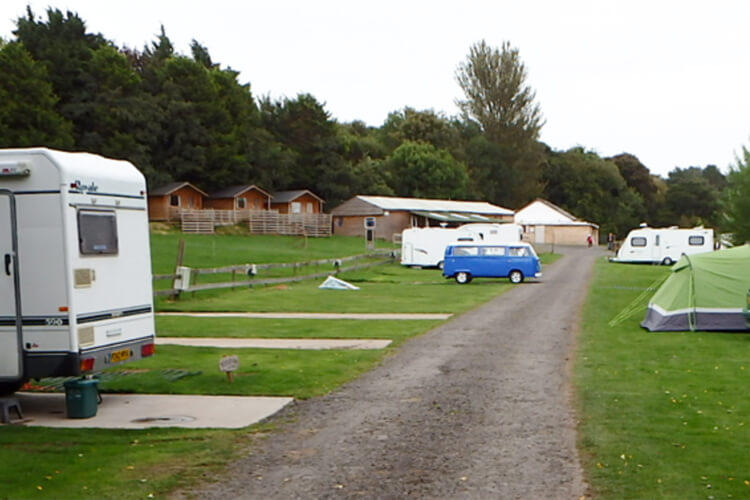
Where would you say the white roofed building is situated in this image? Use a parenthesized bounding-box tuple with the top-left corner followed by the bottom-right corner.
(514, 199, 599, 246)
(330, 195, 514, 240)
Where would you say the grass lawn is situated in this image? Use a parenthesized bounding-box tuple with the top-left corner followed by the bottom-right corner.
(150, 231, 396, 275)
(576, 259, 750, 499)
(156, 317, 441, 344)
(0, 425, 256, 500)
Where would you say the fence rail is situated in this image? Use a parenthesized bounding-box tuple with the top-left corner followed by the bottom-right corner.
(174, 209, 332, 236)
(153, 250, 396, 297)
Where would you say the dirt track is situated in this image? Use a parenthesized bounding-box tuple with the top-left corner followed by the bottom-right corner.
(177, 246, 604, 499)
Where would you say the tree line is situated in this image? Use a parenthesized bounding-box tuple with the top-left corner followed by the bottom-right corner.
(1, 7, 748, 242)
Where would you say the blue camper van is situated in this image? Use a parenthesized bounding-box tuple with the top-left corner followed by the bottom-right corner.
(442, 242, 542, 284)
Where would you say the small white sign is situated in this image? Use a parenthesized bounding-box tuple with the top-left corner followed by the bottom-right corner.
(219, 355, 239, 373)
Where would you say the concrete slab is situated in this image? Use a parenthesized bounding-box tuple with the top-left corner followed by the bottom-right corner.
(10, 392, 293, 429)
(156, 337, 392, 350)
(158, 312, 451, 320)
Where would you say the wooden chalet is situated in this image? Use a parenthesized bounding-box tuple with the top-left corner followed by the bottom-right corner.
(148, 182, 207, 221)
(205, 185, 272, 211)
(271, 190, 324, 214)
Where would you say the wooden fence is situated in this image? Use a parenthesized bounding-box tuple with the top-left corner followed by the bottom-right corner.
(153, 250, 397, 297)
(177, 209, 331, 236)
(248, 212, 331, 237)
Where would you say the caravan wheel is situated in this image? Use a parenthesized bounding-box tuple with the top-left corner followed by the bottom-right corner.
(437, 260, 444, 270)
(661, 257, 674, 266)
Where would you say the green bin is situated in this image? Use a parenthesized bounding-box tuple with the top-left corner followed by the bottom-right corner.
(63, 378, 100, 419)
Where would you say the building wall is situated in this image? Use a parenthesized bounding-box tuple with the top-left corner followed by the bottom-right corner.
(522, 224, 598, 246)
(333, 211, 411, 240)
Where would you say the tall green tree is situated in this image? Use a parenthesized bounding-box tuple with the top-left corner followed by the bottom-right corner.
(723, 144, 750, 244)
(13, 8, 107, 142)
(386, 141, 469, 199)
(379, 107, 461, 154)
(455, 40, 543, 146)
(542, 148, 644, 237)
(664, 167, 723, 227)
(609, 153, 668, 226)
(455, 40, 545, 208)
(0, 41, 73, 148)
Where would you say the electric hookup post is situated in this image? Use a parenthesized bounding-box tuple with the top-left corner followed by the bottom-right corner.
(364, 217, 376, 250)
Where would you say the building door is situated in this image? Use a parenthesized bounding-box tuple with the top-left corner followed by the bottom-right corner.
(0, 191, 23, 381)
(535, 226, 545, 244)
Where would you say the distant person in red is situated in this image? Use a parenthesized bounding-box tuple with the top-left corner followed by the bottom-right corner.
(587, 234, 593, 247)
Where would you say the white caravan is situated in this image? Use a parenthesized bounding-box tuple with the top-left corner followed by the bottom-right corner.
(401, 223, 522, 268)
(611, 226, 714, 265)
(0, 148, 155, 394)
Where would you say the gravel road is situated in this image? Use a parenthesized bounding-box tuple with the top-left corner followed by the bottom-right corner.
(177, 245, 603, 500)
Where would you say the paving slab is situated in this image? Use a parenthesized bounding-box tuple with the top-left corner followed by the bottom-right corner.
(9, 392, 293, 429)
(156, 337, 392, 350)
(157, 312, 451, 320)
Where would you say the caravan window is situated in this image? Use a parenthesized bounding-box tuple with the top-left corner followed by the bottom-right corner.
(631, 236, 647, 247)
(78, 210, 118, 255)
(689, 235, 705, 246)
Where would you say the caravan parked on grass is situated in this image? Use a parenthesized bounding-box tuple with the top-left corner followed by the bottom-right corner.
(0, 148, 155, 394)
(611, 225, 714, 265)
(400, 223, 522, 269)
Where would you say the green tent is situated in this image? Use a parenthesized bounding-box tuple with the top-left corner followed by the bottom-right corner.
(642, 245, 750, 331)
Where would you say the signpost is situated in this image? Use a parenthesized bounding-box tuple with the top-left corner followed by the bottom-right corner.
(219, 355, 239, 383)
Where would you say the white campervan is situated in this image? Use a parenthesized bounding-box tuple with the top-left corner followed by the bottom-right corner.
(611, 225, 714, 265)
(0, 148, 155, 394)
(400, 223, 522, 269)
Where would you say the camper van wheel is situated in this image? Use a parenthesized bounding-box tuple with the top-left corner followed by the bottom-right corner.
(0, 379, 26, 396)
(455, 272, 471, 284)
(509, 270, 524, 284)
(661, 257, 674, 266)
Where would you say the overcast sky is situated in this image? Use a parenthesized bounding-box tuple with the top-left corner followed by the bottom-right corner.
(2, 0, 749, 177)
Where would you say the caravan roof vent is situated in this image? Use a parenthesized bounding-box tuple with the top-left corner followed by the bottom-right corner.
(0, 161, 31, 177)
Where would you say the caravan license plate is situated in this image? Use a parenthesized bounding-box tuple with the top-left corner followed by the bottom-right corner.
(109, 349, 131, 363)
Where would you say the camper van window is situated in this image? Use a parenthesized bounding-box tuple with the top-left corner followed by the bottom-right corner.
(453, 246, 479, 256)
(78, 210, 118, 255)
(688, 236, 705, 246)
(481, 246, 506, 256)
(631, 236, 647, 247)
(509, 247, 529, 257)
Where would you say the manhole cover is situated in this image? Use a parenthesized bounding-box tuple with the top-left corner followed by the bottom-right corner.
(131, 415, 196, 424)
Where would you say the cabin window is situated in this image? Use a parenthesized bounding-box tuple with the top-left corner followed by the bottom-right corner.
(291, 202, 301, 214)
(169, 194, 180, 207)
(689, 235, 705, 246)
(631, 236, 647, 247)
(236, 197, 247, 209)
(78, 210, 118, 255)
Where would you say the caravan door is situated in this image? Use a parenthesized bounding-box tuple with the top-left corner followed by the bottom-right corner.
(0, 191, 23, 382)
